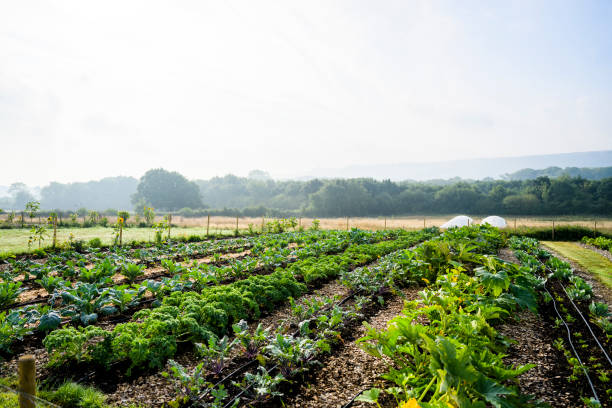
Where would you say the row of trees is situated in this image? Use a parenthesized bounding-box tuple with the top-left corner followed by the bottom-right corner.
(3, 169, 612, 216)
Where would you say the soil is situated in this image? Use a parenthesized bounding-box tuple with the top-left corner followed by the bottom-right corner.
(498, 247, 612, 408)
(96, 280, 350, 407)
(283, 287, 421, 408)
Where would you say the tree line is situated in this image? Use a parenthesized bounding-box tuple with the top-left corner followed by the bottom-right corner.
(2, 168, 611, 216)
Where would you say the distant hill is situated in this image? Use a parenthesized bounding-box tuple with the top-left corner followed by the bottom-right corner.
(305, 150, 612, 181)
(503, 166, 612, 181)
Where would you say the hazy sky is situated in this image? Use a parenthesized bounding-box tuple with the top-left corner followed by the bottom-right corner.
(1, 1, 611, 185)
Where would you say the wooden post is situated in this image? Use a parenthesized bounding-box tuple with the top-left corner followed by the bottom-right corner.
(594, 220, 597, 237)
(18, 354, 36, 408)
(384, 217, 387, 230)
(346, 217, 349, 231)
(206, 214, 210, 236)
(552, 220, 555, 240)
(168, 214, 172, 239)
(423, 217, 426, 229)
(52, 216, 57, 248)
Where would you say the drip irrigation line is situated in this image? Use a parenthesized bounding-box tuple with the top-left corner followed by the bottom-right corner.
(541, 281, 600, 403)
(537, 259, 612, 368)
(559, 280, 612, 368)
(341, 386, 372, 408)
(221, 364, 279, 408)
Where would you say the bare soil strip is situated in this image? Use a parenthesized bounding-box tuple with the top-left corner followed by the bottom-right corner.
(284, 287, 421, 408)
(497, 248, 597, 407)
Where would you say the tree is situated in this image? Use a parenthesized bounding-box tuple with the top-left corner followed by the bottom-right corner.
(9, 183, 35, 209)
(132, 168, 203, 211)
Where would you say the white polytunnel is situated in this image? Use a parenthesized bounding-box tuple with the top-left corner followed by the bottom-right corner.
(440, 215, 474, 229)
(480, 215, 508, 228)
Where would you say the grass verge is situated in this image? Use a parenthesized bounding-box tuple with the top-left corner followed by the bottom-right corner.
(542, 241, 612, 290)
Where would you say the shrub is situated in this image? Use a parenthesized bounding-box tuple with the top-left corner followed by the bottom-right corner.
(88, 238, 102, 248)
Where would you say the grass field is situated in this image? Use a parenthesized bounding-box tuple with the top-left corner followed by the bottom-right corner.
(542, 241, 612, 289)
(0, 226, 235, 254)
(1, 215, 611, 254)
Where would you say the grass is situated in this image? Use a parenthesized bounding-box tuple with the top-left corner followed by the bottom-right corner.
(542, 241, 612, 290)
(0, 226, 236, 254)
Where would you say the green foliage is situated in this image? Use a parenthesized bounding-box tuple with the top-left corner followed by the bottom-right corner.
(0, 281, 24, 308)
(42, 381, 108, 408)
(132, 168, 203, 211)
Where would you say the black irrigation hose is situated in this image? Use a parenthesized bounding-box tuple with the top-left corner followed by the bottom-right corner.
(538, 259, 612, 368)
(541, 280, 600, 403)
(221, 364, 279, 408)
(341, 386, 372, 408)
(559, 282, 612, 368)
(219, 290, 360, 408)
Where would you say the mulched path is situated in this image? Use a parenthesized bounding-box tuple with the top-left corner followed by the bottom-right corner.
(284, 287, 421, 408)
(103, 281, 351, 407)
(497, 248, 604, 408)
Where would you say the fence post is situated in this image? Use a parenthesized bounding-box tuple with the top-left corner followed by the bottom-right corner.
(168, 214, 172, 239)
(552, 220, 555, 240)
(206, 214, 210, 236)
(346, 217, 349, 231)
(423, 217, 426, 229)
(384, 217, 386, 230)
(594, 220, 597, 237)
(18, 354, 36, 408)
(52, 216, 57, 248)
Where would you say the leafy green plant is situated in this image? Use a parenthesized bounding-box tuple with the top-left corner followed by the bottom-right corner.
(0, 282, 24, 308)
(232, 320, 270, 359)
(121, 263, 146, 283)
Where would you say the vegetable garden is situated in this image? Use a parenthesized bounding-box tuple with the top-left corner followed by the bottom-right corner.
(0, 226, 610, 407)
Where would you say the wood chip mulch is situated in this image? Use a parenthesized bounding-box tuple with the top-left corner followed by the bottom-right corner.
(284, 287, 421, 408)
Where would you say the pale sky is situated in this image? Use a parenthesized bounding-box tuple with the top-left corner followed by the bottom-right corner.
(1, 0, 611, 185)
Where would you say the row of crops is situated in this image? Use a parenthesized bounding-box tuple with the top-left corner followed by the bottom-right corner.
(1, 229, 418, 356)
(0, 226, 611, 407)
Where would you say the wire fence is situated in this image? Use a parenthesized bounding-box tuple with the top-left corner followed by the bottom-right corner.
(0, 383, 61, 408)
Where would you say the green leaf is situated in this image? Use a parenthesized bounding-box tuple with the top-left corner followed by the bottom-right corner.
(80, 312, 98, 326)
(355, 388, 381, 403)
(38, 312, 61, 331)
(475, 267, 510, 297)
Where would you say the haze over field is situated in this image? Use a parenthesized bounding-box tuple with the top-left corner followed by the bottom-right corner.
(1, 1, 612, 186)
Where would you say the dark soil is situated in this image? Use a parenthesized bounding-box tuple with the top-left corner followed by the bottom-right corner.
(282, 287, 421, 408)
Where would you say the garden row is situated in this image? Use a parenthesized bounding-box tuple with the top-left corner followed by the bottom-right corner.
(350, 230, 611, 407)
(0, 229, 399, 357)
(582, 236, 612, 253)
(153, 226, 508, 407)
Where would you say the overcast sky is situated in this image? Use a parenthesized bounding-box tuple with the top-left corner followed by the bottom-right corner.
(1, 0, 611, 186)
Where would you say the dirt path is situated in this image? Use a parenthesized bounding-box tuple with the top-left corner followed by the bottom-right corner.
(284, 287, 421, 408)
(497, 248, 592, 407)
